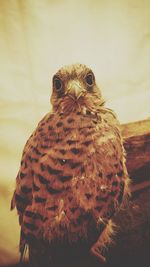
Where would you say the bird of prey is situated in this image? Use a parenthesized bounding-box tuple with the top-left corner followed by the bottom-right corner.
(11, 63, 129, 265)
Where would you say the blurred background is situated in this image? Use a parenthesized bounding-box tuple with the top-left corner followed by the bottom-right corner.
(0, 0, 150, 265)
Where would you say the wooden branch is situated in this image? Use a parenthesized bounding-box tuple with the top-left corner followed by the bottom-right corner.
(121, 118, 150, 173)
(121, 119, 150, 195)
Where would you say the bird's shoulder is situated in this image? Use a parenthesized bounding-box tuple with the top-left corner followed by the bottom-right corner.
(21, 112, 55, 156)
(96, 107, 122, 145)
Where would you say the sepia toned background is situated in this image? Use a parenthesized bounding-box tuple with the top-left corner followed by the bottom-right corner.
(0, 0, 150, 265)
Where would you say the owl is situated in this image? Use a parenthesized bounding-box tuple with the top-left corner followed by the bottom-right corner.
(11, 64, 129, 265)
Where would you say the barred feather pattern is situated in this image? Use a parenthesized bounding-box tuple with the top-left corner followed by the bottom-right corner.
(11, 64, 130, 263)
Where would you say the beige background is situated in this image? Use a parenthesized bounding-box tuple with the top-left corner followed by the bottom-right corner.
(0, 0, 150, 265)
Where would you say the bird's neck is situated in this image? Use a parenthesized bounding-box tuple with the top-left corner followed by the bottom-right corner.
(53, 97, 105, 116)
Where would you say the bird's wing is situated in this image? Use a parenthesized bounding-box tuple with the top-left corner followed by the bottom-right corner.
(94, 109, 129, 223)
(11, 112, 53, 254)
(97, 109, 128, 221)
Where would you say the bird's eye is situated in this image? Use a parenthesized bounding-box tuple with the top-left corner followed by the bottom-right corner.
(53, 77, 63, 91)
(85, 73, 94, 86)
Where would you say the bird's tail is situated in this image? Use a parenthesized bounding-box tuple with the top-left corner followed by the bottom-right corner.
(19, 230, 28, 264)
(19, 243, 28, 263)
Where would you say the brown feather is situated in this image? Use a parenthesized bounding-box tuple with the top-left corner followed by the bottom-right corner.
(11, 63, 130, 263)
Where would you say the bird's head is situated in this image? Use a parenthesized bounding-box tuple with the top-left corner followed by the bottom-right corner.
(50, 64, 105, 114)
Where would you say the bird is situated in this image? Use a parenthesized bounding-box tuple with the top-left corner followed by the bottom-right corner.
(11, 63, 129, 266)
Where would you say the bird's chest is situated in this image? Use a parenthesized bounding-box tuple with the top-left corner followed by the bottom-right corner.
(48, 113, 100, 169)
(38, 112, 100, 158)
(34, 113, 103, 195)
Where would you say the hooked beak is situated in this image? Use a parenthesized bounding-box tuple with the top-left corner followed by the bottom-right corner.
(67, 80, 86, 100)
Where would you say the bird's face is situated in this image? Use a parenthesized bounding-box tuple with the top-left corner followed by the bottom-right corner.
(51, 64, 104, 114)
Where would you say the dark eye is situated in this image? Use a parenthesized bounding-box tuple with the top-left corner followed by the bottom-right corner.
(53, 76, 63, 91)
(85, 73, 94, 86)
